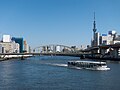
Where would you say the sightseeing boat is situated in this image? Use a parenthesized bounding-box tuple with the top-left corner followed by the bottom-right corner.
(68, 61, 110, 70)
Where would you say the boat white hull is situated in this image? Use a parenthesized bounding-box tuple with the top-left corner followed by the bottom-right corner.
(68, 65, 110, 71)
(68, 61, 110, 71)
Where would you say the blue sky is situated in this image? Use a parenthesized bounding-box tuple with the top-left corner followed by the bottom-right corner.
(0, 0, 120, 48)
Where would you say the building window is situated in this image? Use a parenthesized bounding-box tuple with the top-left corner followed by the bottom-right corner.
(103, 40, 107, 45)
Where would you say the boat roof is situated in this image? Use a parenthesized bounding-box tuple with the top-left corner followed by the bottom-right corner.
(68, 61, 106, 64)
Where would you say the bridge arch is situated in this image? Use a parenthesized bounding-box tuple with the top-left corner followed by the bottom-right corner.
(33, 44, 76, 53)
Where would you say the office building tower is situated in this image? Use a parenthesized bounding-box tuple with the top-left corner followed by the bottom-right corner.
(12, 37, 23, 53)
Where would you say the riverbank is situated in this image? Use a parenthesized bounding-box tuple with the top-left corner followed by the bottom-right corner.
(85, 56, 120, 61)
(0, 55, 33, 61)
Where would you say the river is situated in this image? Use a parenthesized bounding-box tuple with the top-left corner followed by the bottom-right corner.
(0, 56, 120, 90)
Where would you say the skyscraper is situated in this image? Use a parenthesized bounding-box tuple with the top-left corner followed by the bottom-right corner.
(12, 37, 23, 53)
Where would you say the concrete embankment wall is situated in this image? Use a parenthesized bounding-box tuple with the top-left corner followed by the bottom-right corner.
(85, 56, 120, 61)
(0, 55, 33, 61)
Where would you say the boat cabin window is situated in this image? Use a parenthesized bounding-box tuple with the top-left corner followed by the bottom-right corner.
(97, 63, 106, 66)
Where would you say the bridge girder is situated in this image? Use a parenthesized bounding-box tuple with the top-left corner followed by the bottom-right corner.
(33, 44, 75, 53)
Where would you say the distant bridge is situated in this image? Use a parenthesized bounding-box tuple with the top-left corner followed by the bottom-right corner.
(0, 44, 92, 59)
(33, 44, 76, 53)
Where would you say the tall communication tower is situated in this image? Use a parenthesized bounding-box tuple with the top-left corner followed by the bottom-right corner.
(93, 12, 97, 46)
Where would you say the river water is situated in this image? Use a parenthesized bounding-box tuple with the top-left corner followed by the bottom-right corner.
(0, 56, 120, 90)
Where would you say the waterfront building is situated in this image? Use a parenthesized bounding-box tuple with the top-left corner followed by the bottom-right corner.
(24, 40, 30, 53)
(0, 44, 2, 53)
(13, 41, 20, 53)
(0, 41, 19, 53)
(94, 30, 118, 46)
(111, 34, 120, 44)
(95, 32, 100, 46)
(12, 37, 23, 53)
(92, 30, 120, 57)
(99, 31, 116, 45)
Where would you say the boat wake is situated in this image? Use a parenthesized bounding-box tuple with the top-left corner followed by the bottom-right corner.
(45, 63, 82, 70)
(46, 63, 68, 67)
(69, 67, 82, 70)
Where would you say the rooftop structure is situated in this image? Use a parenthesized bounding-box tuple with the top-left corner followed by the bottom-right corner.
(3, 35, 11, 42)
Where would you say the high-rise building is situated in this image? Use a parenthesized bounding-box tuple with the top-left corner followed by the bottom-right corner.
(95, 32, 100, 46)
(0, 44, 2, 53)
(12, 37, 23, 53)
(93, 30, 120, 46)
(99, 31, 118, 45)
(24, 40, 30, 53)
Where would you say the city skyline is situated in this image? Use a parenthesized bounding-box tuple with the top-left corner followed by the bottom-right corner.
(0, 0, 120, 48)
